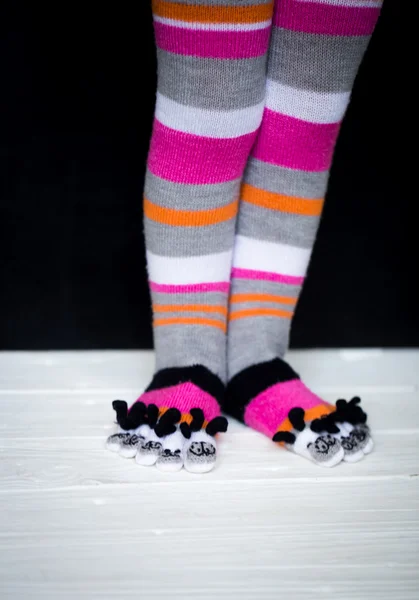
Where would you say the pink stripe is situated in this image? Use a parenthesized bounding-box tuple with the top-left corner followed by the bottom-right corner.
(149, 281, 230, 294)
(252, 109, 341, 172)
(231, 268, 304, 286)
(244, 380, 330, 437)
(154, 22, 271, 59)
(275, 0, 380, 36)
(132, 383, 221, 421)
(148, 119, 256, 184)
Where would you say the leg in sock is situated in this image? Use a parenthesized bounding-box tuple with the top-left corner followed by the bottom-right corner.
(107, 0, 274, 472)
(225, 0, 381, 466)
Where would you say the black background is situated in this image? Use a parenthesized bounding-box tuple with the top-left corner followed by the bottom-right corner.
(1, 1, 415, 351)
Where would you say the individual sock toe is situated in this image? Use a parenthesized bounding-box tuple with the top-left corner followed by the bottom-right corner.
(107, 398, 150, 458)
(153, 408, 184, 472)
(118, 433, 143, 458)
(184, 430, 217, 473)
(339, 435, 365, 463)
(331, 398, 374, 458)
(182, 412, 226, 473)
(347, 423, 374, 455)
(156, 428, 185, 473)
(135, 427, 163, 466)
(294, 428, 344, 467)
(108, 423, 150, 458)
(106, 432, 131, 453)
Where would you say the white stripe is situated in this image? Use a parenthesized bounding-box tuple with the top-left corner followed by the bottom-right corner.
(233, 235, 311, 277)
(266, 80, 350, 124)
(155, 93, 265, 138)
(153, 15, 272, 31)
(147, 250, 233, 285)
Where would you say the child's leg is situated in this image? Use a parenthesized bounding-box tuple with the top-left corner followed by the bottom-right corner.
(225, 0, 382, 466)
(107, 0, 274, 473)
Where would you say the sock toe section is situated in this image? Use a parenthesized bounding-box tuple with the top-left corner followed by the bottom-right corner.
(336, 422, 373, 459)
(107, 367, 227, 472)
(184, 430, 218, 474)
(156, 429, 185, 472)
(106, 432, 131, 452)
(136, 429, 163, 466)
(291, 427, 344, 467)
(118, 433, 143, 458)
(353, 424, 374, 455)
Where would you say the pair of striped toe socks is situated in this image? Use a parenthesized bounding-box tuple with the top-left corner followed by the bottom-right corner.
(107, 0, 381, 471)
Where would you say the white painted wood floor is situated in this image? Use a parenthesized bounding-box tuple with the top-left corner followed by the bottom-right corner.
(0, 350, 418, 600)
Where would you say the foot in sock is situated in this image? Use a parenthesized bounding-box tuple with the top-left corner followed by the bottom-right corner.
(180, 409, 228, 474)
(224, 1, 380, 467)
(224, 358, 373, 467)
(106, 366, 228, 473)
(106, 401, 150, 458)
(109, 0, 268, 475)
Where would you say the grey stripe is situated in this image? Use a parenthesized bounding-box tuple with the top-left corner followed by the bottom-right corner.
(154, 325, 227, 382)
(159, 0, 272, 6)
(227, 317, 290, 378)
(244, 159, 330, 199)
(152, 290, 228, 306)
(231, 278, 301, 299)
(145, 217, 236, 256)
(145, 171, 240, 211)
(237, 202, 322, 249)
(268, 28, 371, 92)
(157, 50, 268, 110)
(230, 300, 295, 313)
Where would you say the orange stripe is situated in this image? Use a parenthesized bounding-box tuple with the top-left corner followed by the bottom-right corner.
(153, 304, 227, 316)
(180, 412, 193, 425)
(152, 0, 274, 23)
(275, 404, 335, 438)
(229, 308, 294, 321)
(230, 293, 297, 306)
(241, 183, 324, 216)
(154, 317, 227, 332)
(144, 197, 238, 227)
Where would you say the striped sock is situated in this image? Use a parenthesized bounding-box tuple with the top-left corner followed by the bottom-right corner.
(225, 0, 381, 466)
(107, 0, 274, 473)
